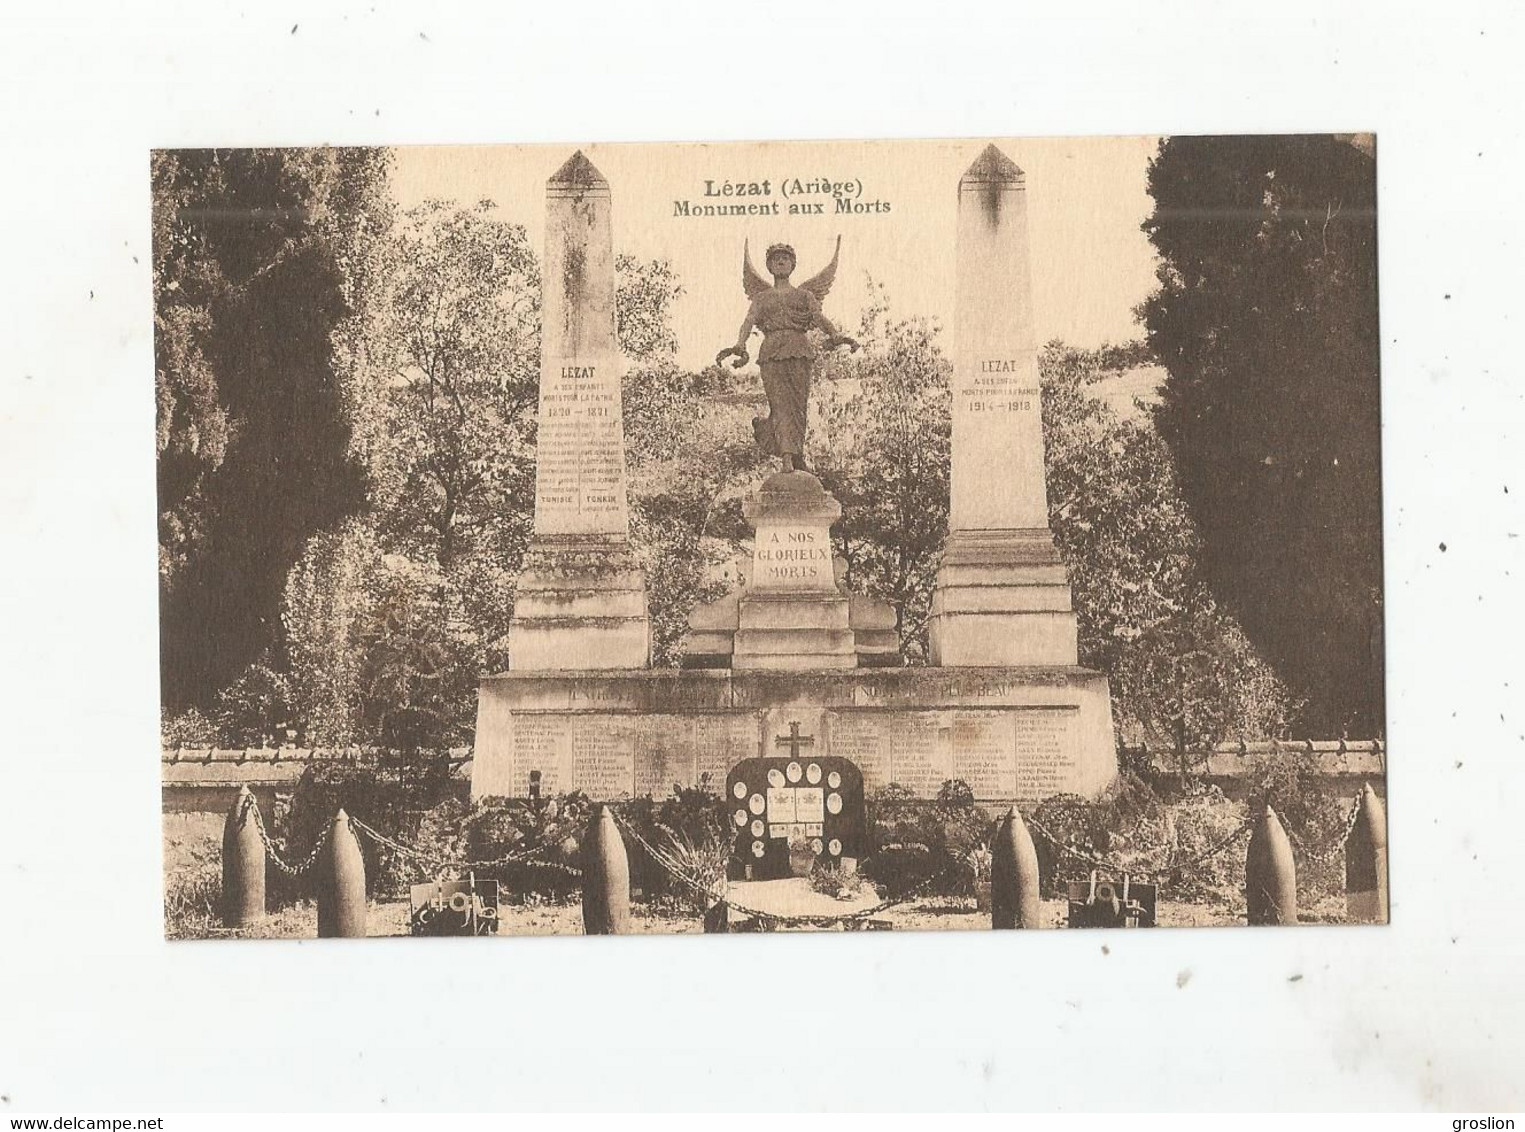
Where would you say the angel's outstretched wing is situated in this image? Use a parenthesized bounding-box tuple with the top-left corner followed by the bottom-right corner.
(742, 241, 770, 300)
(795, 236, 842, 303)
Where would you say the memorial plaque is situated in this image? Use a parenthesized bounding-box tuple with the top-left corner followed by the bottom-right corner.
(951, 710, 1019, 798)
(532, 356, 629, 536)
(751, 524, 834, 591)
(695, 713, 760, 793)
(633, 715, 700, 798)
(795, 787, 825, 824)
(1013, 708, 1083, 801)
(572, 715, 636, 798)
(725, 756, 866, 881)
(766, 786, 798, 824)
(888, 711, 953, 796)
(824, 711, 892, 791)
(509, 713, 574, 795)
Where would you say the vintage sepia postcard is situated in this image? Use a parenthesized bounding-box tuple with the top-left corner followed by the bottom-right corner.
(155, 136, 1385, 940)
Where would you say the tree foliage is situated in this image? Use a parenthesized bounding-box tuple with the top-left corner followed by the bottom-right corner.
(813, 281, 952, 659)
(153, 147, 394, 711)
(1043, 343, 1295, 747)
(275, 203, 693, 738)
(1140, 135, 1383, 735)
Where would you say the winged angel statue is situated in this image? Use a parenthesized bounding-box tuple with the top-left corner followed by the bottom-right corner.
(715, 238, 859, 473)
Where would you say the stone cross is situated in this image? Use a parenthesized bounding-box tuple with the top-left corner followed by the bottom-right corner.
(774, 721, 816, 759)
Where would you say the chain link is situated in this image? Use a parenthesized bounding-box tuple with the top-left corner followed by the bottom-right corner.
(239, 793, 579, 879)
(1285, 790, 1364, 866)
(244, 794, 331, 877)
(1026, 811, 1253, 882)
(345, 814, 562, 871)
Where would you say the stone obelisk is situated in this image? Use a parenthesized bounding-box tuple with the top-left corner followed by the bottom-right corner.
(928, 145, 1079, 666)
(508, 151, 649, 670)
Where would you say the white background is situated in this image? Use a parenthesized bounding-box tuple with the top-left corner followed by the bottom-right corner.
(1, 0, 1522, 1114)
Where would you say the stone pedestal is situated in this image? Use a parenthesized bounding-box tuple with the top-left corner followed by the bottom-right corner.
(509, 151, 649, 670)
(509, 537, 650, 671)
(930, 529, 1078, 666)
(929, 144, 1079, 667)
(733, 471, 854, 670)
(471, 667, 1116, 803)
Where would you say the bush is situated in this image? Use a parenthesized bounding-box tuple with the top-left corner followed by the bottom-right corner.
(162, 707, 217, 749)
(459, 793, 591, 905)
(1032, 772, 1171, 896)
(1157, 782, 1248, 903)
(163, 836, 222, 939)
(1032, 774, 1260, 906)
(861, 780, 992, 899)
(615, 785, 733, 903)
(810, 860, 867, 901)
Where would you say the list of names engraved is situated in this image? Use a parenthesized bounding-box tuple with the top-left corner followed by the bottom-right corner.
(889, 711, 953, 796)
(1013, 708, 1082, 801)
(824, 711, 892, 791)
(509, 713, 574, 795)
(695, 713, 759, 794)
(950, 710, 1018, 798)
(572, 715, 636, 798)
(533, 354, 629, 536)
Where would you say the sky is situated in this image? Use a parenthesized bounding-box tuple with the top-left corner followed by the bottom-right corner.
(389, 137, 1163, 372)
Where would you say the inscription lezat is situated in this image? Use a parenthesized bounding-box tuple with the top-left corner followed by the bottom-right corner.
(533, 356, 629, 536)
(956, 357, 1039, 416)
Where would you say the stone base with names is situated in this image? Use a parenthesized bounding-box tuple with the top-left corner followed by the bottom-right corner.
(471, 667, 1114, 803)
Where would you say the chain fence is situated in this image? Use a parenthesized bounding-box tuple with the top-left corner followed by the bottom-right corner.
(245, 792, 331, 877)
(1027, 787, 1365, 881)
(239, 793, 582, 883)
(234, 780, 1372, 922)
(1284, 790, 1364, 866)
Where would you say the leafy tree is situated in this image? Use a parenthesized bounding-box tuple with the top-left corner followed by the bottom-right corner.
(153, 147, 393, 714)
(813, 281, 952, 659)
(1140, 135, 1383, 735)
(280, 518, 381, 745)
(1043, 343, 1294, 747)
(212, 657, 295, 747)
(277, 204, 694, 733)
(623, 357, 774, 665)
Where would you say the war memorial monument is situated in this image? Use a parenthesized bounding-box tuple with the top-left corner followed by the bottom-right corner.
(471, 144, 1119, 839)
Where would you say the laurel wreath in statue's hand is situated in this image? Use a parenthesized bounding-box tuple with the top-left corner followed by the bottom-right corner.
(825, 335, 860, 353)
(715, 347, 750, 369)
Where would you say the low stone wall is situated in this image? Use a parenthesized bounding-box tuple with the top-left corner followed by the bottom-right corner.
(1131, 739, 1386, 801)
(160, 747, 473, 815)
(160, 738, 1384, 811)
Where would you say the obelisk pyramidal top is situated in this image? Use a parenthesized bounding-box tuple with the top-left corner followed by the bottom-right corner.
(928, 144, 1079, 667)
(509, 151, 650, 670)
